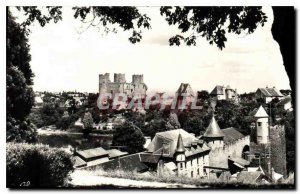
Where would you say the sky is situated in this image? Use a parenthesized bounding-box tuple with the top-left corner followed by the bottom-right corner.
(12, 6, 291, 94)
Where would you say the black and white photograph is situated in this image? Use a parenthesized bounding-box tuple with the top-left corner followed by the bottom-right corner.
(4, 3, 296, 189)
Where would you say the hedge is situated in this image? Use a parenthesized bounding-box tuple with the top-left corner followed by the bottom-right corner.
(6, 143, 74, 188)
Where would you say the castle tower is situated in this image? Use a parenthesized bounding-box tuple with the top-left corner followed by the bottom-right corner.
(225, 85, 233, 99)
(132, 74, 144, 84)
(202, 115, 224, 150)
(99, 73, 111, 93)
(114, 73, 126, 83)
(254, 105, 269, 144)
(175, 134, 186, 176)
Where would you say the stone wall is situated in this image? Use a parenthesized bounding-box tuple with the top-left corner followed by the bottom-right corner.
(208, 136, 250, 169)
(99, 73, 147, 97)
(270, 125, 287, 177)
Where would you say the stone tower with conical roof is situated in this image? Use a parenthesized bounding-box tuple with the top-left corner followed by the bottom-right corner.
(254, 105, 269, 144)
(175, 133, 186, 176)
(202, 115, 225, 150)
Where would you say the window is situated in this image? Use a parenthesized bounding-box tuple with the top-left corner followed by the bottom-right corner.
(255, 153, 260, 159)
(257, 122, 262, 127)
(191, 171, 193, 178)
(197, 169, 200, 175)
(257, 136, 262, 140)
(180, 163, 183, 169)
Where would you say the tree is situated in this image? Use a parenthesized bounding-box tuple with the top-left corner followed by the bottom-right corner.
(7, 9, 36, 142)
(112, 122, 145, 154)
(165, 112, 181, 130)
(197, 90, 210, 101)
(143, 118, 166, 138)
(82, 112, 94, 136)
(40, 102, 63, 126)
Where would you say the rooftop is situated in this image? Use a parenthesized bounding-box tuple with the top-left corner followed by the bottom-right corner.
(76, 147, 109, 159)
(176, 83, 194, 96)
(257, 87, 283, 97)
(203, 116, 225, 138)
(254, 105, 269, 118)
(100, 153, 149, 172)
(107, 149, 128, 159)
(222, 127, 245, 144)
(147, 129, 210, 157)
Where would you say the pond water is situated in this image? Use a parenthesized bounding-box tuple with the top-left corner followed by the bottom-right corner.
(37, 133, 113, 150)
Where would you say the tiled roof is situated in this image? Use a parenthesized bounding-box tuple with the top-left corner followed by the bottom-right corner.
(139, 153, 161, 163)
(107, 149, 128, 159)
(74, 156, 87, 168)
(185, 144, 210, 157)
(100, 153, 149, 172)
(257, 88, 283, 97)
(254, 105, 269, 118)
(176, 83, 194, 96)
(237, 171, 262, 184)
(175, 134, 185, 153)
(147, 129, 210, 158)
(76, 147, 109, 159)
(222, 127, 245, 144)
(210, 85, 224, 95)
(228, 157, 250, 167)
(203, 116, 225, 138)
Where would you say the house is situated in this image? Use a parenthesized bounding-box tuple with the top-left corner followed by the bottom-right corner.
(145, 129, 211, 178)
(237, 166, 283, 184)
(255, 87, 284, 103)
(75, 147, 109, 166)
(210, 85, 239, 102)
(277, 96, 292, 111)
(175, 83, 195, 107)
(34, 96, 43, 108)
(74, 118, 84, 129)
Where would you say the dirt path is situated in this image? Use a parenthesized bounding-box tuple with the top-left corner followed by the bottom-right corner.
(69, 170, 198, 188)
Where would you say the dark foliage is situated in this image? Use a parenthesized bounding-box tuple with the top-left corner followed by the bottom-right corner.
(112, 122, 145, 154)
(160, 7, 267, 49)
(7, 9, 36, 142)
(197, 90, 210, 101)
(6, 143, 74, 187)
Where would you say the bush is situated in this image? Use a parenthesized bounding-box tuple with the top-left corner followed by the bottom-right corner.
(112, 122, 145, 154)
(6, 143, 74, 188)
(6, 117, 37, 143)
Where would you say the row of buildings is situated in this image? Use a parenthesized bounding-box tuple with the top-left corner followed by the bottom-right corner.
(77, 105, 286, 184)
(98, 73, 291, 111)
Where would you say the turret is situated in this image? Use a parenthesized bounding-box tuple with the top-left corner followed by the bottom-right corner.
(114, 73, 126, 83)
(225, 85, 233, 99)
(175, 134, 186, 176)
(254, 105, 269, 144)
(202, 115, 224, 150)
(132, 74, 144, 84)
(99, 73, 110, 93)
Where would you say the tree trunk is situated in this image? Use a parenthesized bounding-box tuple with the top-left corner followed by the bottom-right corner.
(271, 7, 295, 107)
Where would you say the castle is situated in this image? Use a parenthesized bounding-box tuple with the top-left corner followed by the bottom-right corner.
(99, 73, 148, 98)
